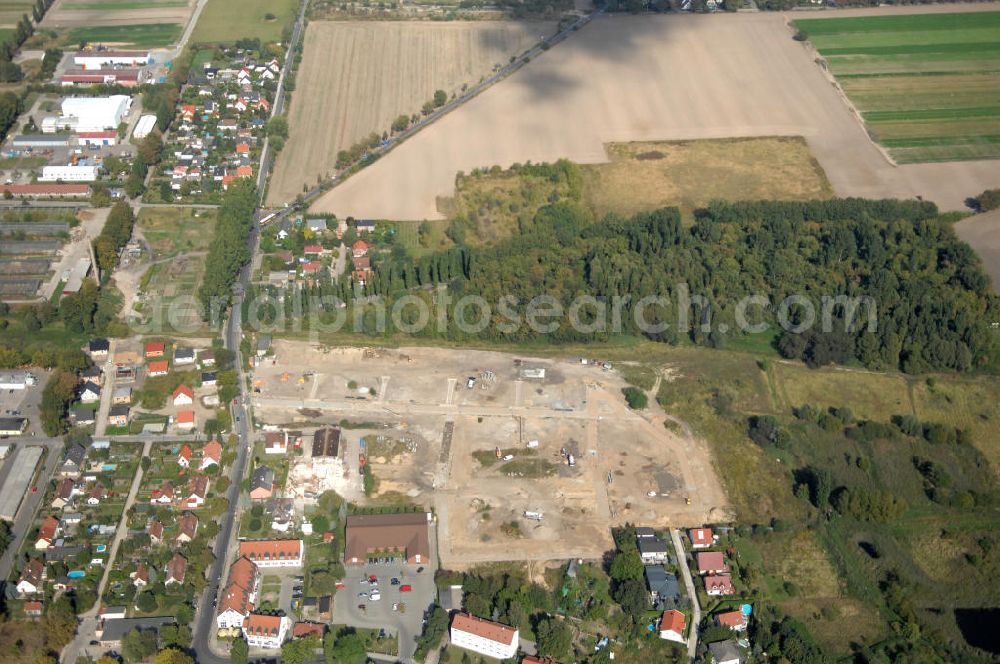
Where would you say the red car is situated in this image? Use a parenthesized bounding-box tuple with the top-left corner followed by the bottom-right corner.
(400, 584, 412, 592)
(368, 575, 378, 583)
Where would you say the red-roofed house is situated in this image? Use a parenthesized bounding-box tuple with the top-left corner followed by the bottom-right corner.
(17, 558, 45, 595)
(302, 261, 322, 274)
(151, 481, 174, 505)
(522, 658, 559, 664)
(217, 557, 259, 629)
(148, 518, 164, 543)
(303, 244, 323, 256)
(239, 540, 304, 568)
(222, 175, 237, 190)
(704, 574, 735, 596)
(697, 551, 727, 575)
(148, 360, 169, 377)
(450, 613, 518, 660)
(658, 609, 686, 643)
(177, 444, 193, 468)
(165, 552, 187, 585)
(145, 341, 165, 358)
(235, 143, 250, 154)
(186, 475, 209, 508)
(172, 385, 194, 406)
(352, 240, 369, 258)
(715, 610, 748, 631)
(23, 600, 43, 617)
(35, 516, 60, 550)
(243, 613, 290, 649)
(181, 105, 196, 121)
(263, 431, 288, 455)
(176, 512, 199, 543)
(292, 622, 326, 639)
(689, 527, 714, 549)
(235, 165, 253, 178)
(201, 440, 222, 470)
(176, 410, 196, 430)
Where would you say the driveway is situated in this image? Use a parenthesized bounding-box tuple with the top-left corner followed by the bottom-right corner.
(332, 562, 436, 662)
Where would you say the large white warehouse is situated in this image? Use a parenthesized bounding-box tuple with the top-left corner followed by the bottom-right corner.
(58, 96, 132, 133)
(132, 114, 157, 139)
(74, 50, 150, 71)
(40, 164, 99, 182)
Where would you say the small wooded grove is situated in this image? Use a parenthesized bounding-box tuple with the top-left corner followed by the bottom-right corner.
(354, 198, 996, 373)
(198, 179, 257, 314)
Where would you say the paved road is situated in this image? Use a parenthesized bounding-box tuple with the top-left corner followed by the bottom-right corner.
(0, 438, 63, 586)
(670, 528, 700, 661)
(61, 440, 153, 664)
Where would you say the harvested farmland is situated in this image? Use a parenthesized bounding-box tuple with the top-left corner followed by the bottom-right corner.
(312, 12, 1000, 221)
(795, 12, 1000, 163)
(267, 20, 555, 206)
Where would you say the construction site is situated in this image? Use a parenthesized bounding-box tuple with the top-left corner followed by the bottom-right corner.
(250, 341, 730, 567)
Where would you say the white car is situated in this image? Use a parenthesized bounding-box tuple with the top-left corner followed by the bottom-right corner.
(370, 590, 381, 601)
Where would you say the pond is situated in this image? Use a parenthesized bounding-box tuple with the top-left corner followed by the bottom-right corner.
(955, 608, 1000, 654)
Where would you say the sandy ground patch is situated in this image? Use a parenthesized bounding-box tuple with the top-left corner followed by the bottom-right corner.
(312, 12, 1000, 220)
(250, 342, 729, 566)
(955, 209, 1000, 294)
(267, 20, 556, 206)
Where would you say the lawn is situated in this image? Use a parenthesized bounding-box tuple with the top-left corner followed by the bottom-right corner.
(68, 23, 181, 48)
(191, 0, 297, 44)
(137, 207, 217, 258)
(795, 12, 1000, 163)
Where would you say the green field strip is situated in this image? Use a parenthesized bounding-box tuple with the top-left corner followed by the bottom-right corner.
(68, 22, 181, 48)
(794, 12, 1000, 36)
(881, 134, 1000, 148)
(836, 69, 1000, 79)
(819, 41, 1000, 58)
(810, 27, 1000, 52)
(863, 105, 1000, 123)
(67, 1, 187, 7)
(889, 143, 1000, 164)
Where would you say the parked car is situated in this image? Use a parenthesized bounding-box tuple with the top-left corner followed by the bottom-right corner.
(400, 585, 412, 593)
(390, 578, 400, 585)
(370, 590, 381, 601)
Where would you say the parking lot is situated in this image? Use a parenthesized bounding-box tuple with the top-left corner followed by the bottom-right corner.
(0, 371, 49, 437)
(332, 561, 437, 661)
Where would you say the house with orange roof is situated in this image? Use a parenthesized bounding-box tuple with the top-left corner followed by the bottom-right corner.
(352, 239, 369, 258)
(176, 512, 199, 543)
(239, 539, 303, 568)
(148, 518, 164, 543)
(658, 609, 686, 643)
(176, 410, 196, 430)
(34, 516, 60, 550)
(704, 574, 736, 596)
(172, 385, 194, 407)
(185, 475, 209, 508)
(147, 360, 169, 377)
(177, 444, 193, 468)
(144, 341, 165, 358)
(303, 244, 323, 256)
(165, 552, 187, 585)
(450, 613, 518, 660)
(222, 175, 236, 190)
(697, 551, 727, 575)
(235, 143, 250, 154)
(200, 440, 222, 470)
(243, 613, 290, 649)
(217, 557, 259, 629)
(235, 165, 253, 178)
(689, 527, 714, 549)
(131, 562, 149, 588)
(292, 622, 326, 639)
(715, 609, 748, 632)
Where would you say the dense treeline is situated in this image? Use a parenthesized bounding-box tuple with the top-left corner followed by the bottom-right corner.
(199, 179, 257, 315)
(40, 370, 77, 436)
(94, 201, 135, 274)
(354, 198, 995, 372)
(0, 91, 21, 142)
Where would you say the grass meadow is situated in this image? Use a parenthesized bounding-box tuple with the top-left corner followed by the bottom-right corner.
(191, 0, 297, 44)
(795, 12, 1000, 163)
(67, 23, 182, 48)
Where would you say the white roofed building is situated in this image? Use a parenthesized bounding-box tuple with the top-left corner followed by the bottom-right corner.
(58, 96, 131, 133)
(74, 50, 149, 71)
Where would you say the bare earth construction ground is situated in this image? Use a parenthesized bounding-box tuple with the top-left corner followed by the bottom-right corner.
(251, 342, 729, 567)
(313, 11, 1000, 220)
(267, 21, 555, 205)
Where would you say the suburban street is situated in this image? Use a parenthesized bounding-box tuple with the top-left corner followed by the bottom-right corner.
(670, 528, 700, 660)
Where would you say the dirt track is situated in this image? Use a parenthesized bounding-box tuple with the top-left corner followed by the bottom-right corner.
(311, 12, 1000, 219)
(267, 20, 555, 206)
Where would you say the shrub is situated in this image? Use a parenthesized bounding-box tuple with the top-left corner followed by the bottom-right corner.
(621, 386, 647, 410)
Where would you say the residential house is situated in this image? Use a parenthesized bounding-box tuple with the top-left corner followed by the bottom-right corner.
(638, 535, 671, 564)
(450, 613, 519, 660)
(144, 341, 165, 358)
(34, 516, 60, 549)
(148, 519, 164, 544)
(17, 558, 45, 595)
(176, 513, 199, 543)
(697, 551, 727, 575)
(263, 431, 288, 455)
(174, 347, 196, 365)
(177, 444, 193, 468)
(217, 556, 260, 629)
(71, 408, 95, 426)
(80, 381, 101, 403)
(98, 617, 175, 650)
(86, 485, 104, 506)
(60, 444, 87, 478)
(165, 553, 187, 585)
(352, 239, 369, 258)
(176, 410, 196, 430)
(61, 513, 83, 526)
(131, 563, 149, 588)
(147, 361, 169, 377)
(82, 365, 103, 384)
(305, 218, 327, 233)
(88, 338, 110, 358)
(108, 405, 130, 427)
(51, 478, 76, 509)
(689, 527, 714, 549)
(201, 372, 217, 387)
(645, 565, 681, 608)
(151, 481, 174, 505)
(715, 610, 748, 632)
(658, 609, 686, 643)
(704, 574, 735, 596)
(292, 622, 325, 639)
(243, 613, 290, 649)
(112, 386, 132, 405)
(24, 601, 43, 618)
(355, 220, 375, 233)
(173, 385, 194, 407)
(200, 440, 222, 470)
(99, 606, 127, 620)
(239, 539, 304, 568)
(186, 475, 209, 508)
(249, 466, 274, 501)
(303, 244, 323, 256)
(708, 640, 742, 664)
